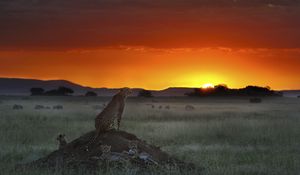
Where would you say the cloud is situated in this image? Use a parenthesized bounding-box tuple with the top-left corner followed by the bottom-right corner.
(0, 0, 300, 50)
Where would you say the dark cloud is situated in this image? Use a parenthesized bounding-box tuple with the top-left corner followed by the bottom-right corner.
(1, 0, 300, 9)
(0, 0, 300, 50)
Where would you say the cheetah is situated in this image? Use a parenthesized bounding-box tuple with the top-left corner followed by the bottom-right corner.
(56, 134, 67, 149)
(93, 88, 131, 140)
(122, 141, 139, 157)
(128, 141, 139, 157)
(100, 145, 111, 159)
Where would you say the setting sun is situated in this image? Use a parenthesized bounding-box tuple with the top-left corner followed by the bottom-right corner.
(202, 83, 214, 89)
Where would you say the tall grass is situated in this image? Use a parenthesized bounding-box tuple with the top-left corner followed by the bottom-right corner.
(0, 96, 299, 174)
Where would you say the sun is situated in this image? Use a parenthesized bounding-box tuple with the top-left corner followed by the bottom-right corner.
(202, 83, 214, 89)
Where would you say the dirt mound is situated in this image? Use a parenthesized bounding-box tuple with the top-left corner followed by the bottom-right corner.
(18, 130, 197, 174)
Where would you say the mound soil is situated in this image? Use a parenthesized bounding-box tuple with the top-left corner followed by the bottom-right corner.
(18, 130, 197, 174)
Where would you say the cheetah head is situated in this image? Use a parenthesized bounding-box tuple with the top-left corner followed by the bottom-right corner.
(119, 87, 132, 98)
(56, 134, 65, 142)
(100, 145, 111, 153)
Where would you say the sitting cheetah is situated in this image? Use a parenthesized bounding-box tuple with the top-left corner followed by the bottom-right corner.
(93, 88, 131, 141)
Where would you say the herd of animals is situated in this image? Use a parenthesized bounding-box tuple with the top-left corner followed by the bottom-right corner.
(11, 103, 196, 111)
(12, 104, 64, 110)
(11, 104, 195, 111)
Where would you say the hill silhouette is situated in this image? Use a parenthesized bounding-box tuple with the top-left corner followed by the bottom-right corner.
(0, 78, 142, 96)
(0, 77, 293, 97)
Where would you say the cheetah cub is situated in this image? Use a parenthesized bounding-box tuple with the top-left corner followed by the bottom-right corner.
(56, 134, 67, 149)
(127, 141, 139, 158)
(100, 145, 112, 160)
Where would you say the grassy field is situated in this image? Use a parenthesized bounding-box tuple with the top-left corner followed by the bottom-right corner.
(0, 96, 300, 175)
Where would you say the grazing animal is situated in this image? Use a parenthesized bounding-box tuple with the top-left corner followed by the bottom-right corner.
(146, 104, 155, 109)
(53, 105, 63, 110)
(35, 105, 45, 110)
(159, 105, 162, 109)
(13, 104, 23, 110)
(165, 105, 170, 110)
(93, 88, 131, 139)
(185, 105, 195, 111)
(56, 134, 67, 149)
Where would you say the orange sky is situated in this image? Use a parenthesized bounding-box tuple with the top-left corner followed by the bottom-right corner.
(1, 47, 300, 90)
(1, 0, 300, 90)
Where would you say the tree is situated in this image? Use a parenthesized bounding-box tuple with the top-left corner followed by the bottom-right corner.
(185, 85, 278, 97)
(57, 86, 74, 96)
(85, 91, 97, 97)
(244, 86, 272, 96)
(214, 84, 229, 95)
(30, 87, 45, 96)
(138, 90, 153, 98)
(44, 86, 74, 96)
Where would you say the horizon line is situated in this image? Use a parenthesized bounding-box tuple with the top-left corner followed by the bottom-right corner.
(0, 76, 299, 91)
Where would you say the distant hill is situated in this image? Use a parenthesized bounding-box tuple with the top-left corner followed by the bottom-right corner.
(1, 78, 294, 97)
(0, 78, 86, 95)
(281, 90, 300, 98)
(152, 87, 194, 97)
(0, 78, 193, 96)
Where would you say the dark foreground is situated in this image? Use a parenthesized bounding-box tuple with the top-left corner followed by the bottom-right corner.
(17, 130, 197, 174)
(1, 96, 300, 175)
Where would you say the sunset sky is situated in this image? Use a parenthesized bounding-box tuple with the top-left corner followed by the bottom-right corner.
(1, 0, 300, 90)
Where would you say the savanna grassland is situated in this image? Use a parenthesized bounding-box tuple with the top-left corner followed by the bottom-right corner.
(0, 96, 300, 175)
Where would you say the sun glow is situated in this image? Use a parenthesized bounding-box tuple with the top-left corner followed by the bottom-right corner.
(202, 83, 214, 89)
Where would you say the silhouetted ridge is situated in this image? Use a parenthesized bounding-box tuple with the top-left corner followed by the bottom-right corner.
(185, 85, 282, 97)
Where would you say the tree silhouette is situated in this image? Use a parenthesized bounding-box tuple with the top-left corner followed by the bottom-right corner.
(85, 91, 97, 96)
(44, 86, 74, 96)
(185, 85, 280, 97)
(30, 87, 45, 96)
(57, 86, 74, 95)
(138, 90, 153, 98)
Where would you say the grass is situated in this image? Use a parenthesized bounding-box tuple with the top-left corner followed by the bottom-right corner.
(0, 96, 300, 174)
